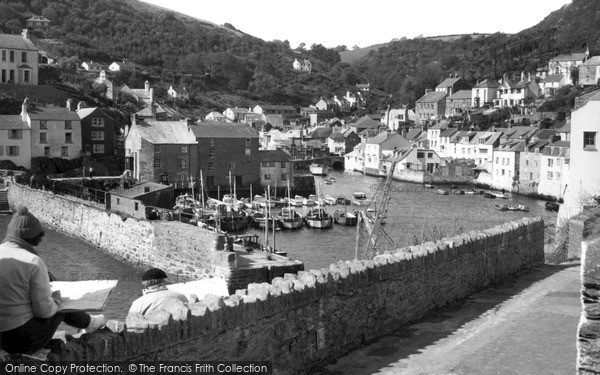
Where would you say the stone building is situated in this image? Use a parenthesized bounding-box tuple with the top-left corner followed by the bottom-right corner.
(0, 30, 39, 85)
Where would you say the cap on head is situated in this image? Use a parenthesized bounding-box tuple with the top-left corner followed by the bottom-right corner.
(7, 205, 43, 239)
(142, 268, 167, 282)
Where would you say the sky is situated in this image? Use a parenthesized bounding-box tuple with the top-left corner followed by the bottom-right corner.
(141, 0, 572, 49)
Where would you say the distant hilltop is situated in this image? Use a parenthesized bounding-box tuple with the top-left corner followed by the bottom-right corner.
(340, 33, 497, 64)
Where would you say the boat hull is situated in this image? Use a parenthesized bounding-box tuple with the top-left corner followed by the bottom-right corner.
(278, 218, 304, 230)
(305, 218, 333, 229)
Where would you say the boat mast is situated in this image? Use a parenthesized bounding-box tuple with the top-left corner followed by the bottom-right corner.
(229, 171, 233, 200)
(200, 170, 205, 213)
(264, 185, 269, 251)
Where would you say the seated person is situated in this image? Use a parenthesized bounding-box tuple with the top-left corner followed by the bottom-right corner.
(0, 206, 106, 355)
(128, 268, 188, 318)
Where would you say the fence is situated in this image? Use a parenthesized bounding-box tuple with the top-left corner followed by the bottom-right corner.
(47, 182, 108, 205)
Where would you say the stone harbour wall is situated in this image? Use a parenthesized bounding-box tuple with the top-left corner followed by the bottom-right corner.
(7, 183, 232, 279)
(39, 216, 544, 374)
(576, 207, 600, 374)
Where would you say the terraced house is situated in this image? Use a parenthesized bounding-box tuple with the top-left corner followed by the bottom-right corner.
(0, 29, 38, 85)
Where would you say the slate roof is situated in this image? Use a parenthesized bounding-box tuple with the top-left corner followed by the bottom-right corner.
(542, 141, 570, 157)
(259, 149, 291, 162)
(416, 91, 447, 103)
(405, 128, 423, 141)
(535, 129, 557, 140)
(0, 33, 38, 50)
(540, 75, 564, 83)
(447, 90, 472, 100)
(0, 115, 29, 129)
(430, 120, 451, 130)
(27, 108, 80, 121)
(192, 122, 259, 139)
(582, 56, 600, 66)
(440, 128, 458, 138)
(77, 107, 115, 120)
(550, 53, 587, 62)
(111, 182, 171, 198)
(556, 121, 571, 133)
(137, 120, 197, 144)
(329, 131, 345, 140)
(474, 79, 500, 89)
(308, 126, 333, 139)
(436, 77, 462, 90)
(351, 115, 380, 130)
(255, 104, 297, 111)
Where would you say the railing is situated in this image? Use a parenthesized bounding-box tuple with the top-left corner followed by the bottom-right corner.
(48, 183, 108, 205)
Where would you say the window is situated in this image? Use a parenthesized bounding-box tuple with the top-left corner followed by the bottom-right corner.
(116, 198, 120, 205)
(40, 120, 47, 130)
(40, 133, 47, 143)
(65, 121, 72, 130)
(91, 131, 104, 140)
(281, 173, 288, 180)
(556, 172, 561, 180)
(246, 138, 251, 147)
(181, 145, 188, 154)
(496, 157, 499, 164)
(557, 159, 562, 166)
(529, 172, 533, 180)
(479, 148, 488, 154)
(209, 149, 215, 158)
(547, 171, 553, 179)
(91, 118, 104, 127)
(208, 162, 214, 171)
(21, 52, 26, 63)
(1, 50, 5, 62)
(135, 203, 139, 211)
(548, 159, 553, 167)
(229, 162, 235, 170)
(65, 133, 72, 143)
(85, 145, 91, 153)
(428, 152, 433, 158)
(584, 132, 597, 149)
(180, 159, 188, 169)
(9, 51, 14, 63)
(281, 162, 286, 168)
(209, 138, 215, 147)
(9, 70, 14, 82)
(92, 144, 104, 154)
(61, 147, 68, 157)
(154, 157, 161, 169)
(154, 145, 161, 153)
(261, 162, 268, 167)
(44, 147, 50, 157)
(525, 159, 529, 166)
(9, 129, 21, 139)
(245, 148, 251, 157)
(264, 174, 271, 180)
(502, 169, 505, 176)
(8, 146, 19, 156)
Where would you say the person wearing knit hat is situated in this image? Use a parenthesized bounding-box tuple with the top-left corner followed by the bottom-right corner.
(128, 267, 188, 318)
(0, 205, 107, 355)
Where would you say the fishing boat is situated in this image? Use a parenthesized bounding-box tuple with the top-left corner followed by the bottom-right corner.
(303, 196, 316, 206)
(424, 184, 434, 189)
(545, 201, 561, 211)
(352, 192, 371, 205)
(304, 208, 333, 229)
(507, 204, 529, 212)
(277, 207, 304, 230)
(323, 195, 337, 205)
(336, 196, 351, 205)
(252, 194, 276, 209)
(494, 204, 509, 211)
(215, 203, 252, 232)
(436, 189, 450, 195)
(310, 163, 329, 176)
(333, 209, 357, 226)
(251, 210, 274, 229)
(453, 189, 465, 195)
(483, 192, 496, 199)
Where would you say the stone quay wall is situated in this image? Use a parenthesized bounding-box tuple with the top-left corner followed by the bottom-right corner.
(38, 216, 544, 374)
(576, 207, 600, 373)
(7, 183, 301, 291)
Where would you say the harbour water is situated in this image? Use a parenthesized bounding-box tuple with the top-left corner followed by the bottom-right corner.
(0, 171, 558, 320)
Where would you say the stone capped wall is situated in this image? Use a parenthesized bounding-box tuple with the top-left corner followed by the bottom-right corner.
(38, 216, 544, 374)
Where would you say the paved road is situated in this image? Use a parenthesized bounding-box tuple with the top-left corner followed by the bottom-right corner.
(315, 262, 581, 375)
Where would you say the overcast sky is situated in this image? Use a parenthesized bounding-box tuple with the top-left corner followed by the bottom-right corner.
(141, 0, 572, 49)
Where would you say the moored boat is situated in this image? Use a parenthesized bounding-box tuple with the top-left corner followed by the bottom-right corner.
(277, 207, 304, 230)
(507, 204, 529, 212)
(436, 189, 450, 195)
(336, 196, 351, 205)
(304, 208, 333, 229)
(215, 204, 252, 232)
(251, 211, 275, 229)
(495, 204, 509, 211)
(352, 192, 371, 205)
(545, 201, 561, 211)
(333, 209, 357, 226)
(310, 163, 329, 176)
(483, 192, 496, 199)
(323, 195, 337, 205)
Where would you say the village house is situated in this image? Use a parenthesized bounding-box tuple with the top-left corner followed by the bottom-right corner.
(348, 115, 381, 136)
(77, 105, 119, 157)
(437, 127, 459, 158)
(517, 140, 549, 195)
(253, 104, 297, 116)
(108, 61, 137, 72)
(538, 141, 570, 199)
(471, 79, 500, 108)
(386, 146, 443, 183)
(0, 29, 39, 85)
(124, 119, 197, 186)
(259, 149, 293, 189)
(223, 107, 250, 123)
(470, 131, 503, 172)
(192, 122, 260, 189)
(445, 90, 472, 117)
(449, 130, 477, 160)
(415, 91, 447, 125)
(491, 139, 523, 191)
(120, 81, 154, 106)
(579, 56, 600, 87)
(314, 97, 338, 112)
(26, 16, 51, 32)
(326, 128, 360, 156)
(435, 76, 470, 96)
(381, 106, 415, 131)
(204, 111, 226, 122)
(93, 70, 114, 100)
(292, 58, 312, 73)
(493, 73, 541, 110)
(557, 121, 571, 142)
(110, 182, 174, 219)
(560, 90, 600, 219)
(538, 74, 563, 98)
(81, 61, 105, 72)
(427, 120, 451, 153)
(363, 132, 412, 176)
(547, 50, 588, 87)
(344, 142, 365, 172)
(167, 85, 189, 101)
(0, 107, 31, 169)
(343, 90, 365, 109)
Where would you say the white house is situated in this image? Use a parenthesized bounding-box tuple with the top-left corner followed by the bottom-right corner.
(471, 79, 500, 108)
(560, 91, 600, 219)
(292, 58, 312, 73)
(381, 106, 415, 131)
(426, 120, 450, 153)
(470, 131, 503, 172)
(363, 132, 412, 176)
(344, 142, 365, 172)
(538, 141, 570, 199)
(223, 107, 250, 123)
(81, 61, 104, 72)
(167, 85, 189, 101)
(0, 29, 39, 85)
(491, 140, 523, 191)
(548, 50, 588, 87)
(205, 111, 226, 122)
(0, 102, 31, 168)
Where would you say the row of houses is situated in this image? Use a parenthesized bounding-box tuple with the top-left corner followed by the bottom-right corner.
(0, 99, 121, 169)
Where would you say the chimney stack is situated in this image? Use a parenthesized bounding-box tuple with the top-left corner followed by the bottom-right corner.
(145, 80, 150, 92)
(77, 101, 85, 111)
(66, 98, 73, 111)
(21, 97, 29, 122)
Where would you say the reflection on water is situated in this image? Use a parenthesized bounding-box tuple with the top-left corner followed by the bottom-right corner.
(0, 172, 557, 320)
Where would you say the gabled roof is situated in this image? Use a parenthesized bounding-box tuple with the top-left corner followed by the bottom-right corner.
(416, 91, 447, 103)
(540, 74, 563, 83)
(111, 182, 171, 198)
(516, 80, 540, 90)
(329, 131, 345, 140)
(535, 129, 557, 140)
(351, 115, 380, 130)
(27, 107, 80, 121)
(405, 128, 423, 141)
(474, 79, 500, 89)
(259, 149, 291, 162)
(192, 122, 259, 139)
(550, 52, 587, 62)
(436, 77, 462, 89)
(308, 126, 333, 139)
(582, 56, 600, 66)
(430, 120, 451, 130)
(440, 128, 458, 138)
(542, 141, 570, 157)
(255, 104, 297, 111)
(447, 90, 472, 100)
(556, 121, 571, 133)
(135, 120, 197, 144)
(205, 111, 225, 118)
(77, 107, 114, 120)
(0, 33, 38, 50)
(367, 132, 411, 148)
(0, 115, 29, 129)
(525, 140, 549, 152)
(227, 107, 250, 114)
